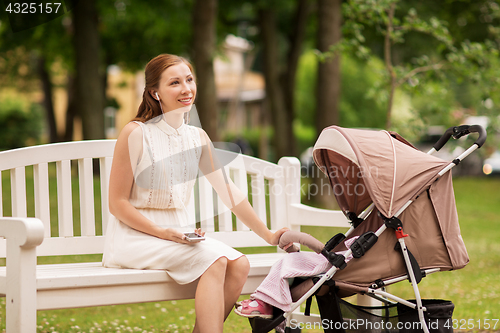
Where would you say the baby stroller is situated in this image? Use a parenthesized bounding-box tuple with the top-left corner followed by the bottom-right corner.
(249, 125, 486, 333)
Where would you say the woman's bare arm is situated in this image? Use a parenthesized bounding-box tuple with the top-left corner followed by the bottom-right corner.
(197, 128, 288, 245)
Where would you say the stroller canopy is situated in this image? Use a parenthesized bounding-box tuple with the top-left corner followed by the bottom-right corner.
(313, 126, 448, 218)
(312, 126, 469, 289)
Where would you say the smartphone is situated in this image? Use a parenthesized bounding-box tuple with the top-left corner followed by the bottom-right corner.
(183, 232, 205, 242)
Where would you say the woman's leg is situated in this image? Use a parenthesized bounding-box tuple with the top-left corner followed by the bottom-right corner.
(193, 257, 228, 333)
(223, 256, 250, 319)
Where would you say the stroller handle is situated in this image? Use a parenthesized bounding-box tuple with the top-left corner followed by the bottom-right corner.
(433, 124, 487, 151)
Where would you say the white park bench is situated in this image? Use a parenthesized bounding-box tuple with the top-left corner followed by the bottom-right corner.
(0, 139, 351, 333)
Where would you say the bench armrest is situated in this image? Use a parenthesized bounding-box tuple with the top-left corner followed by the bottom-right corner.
(0, 217, 44, 332)
(0, 217, 44, 248)
(289, 203, 350, 228)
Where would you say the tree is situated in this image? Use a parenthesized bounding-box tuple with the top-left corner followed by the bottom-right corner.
(340, 0, 500, 130)
(315, 0, 342, 135)
(72, 0, 105, 140)
(282, 0, 311, 155)
(255, 0, 313, 159)
(191, 0, 219, 141)
(258, 7, 292, 159)
(37, 56, 58, 142)
(0, 9, 74, 143)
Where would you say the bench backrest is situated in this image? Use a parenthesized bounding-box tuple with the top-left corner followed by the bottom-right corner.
(0, 140, 292, 258)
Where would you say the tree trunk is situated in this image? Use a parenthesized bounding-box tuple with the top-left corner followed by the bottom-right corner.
(72, 0, 105, 140)
(281, 0, 311, 157)
(384, 2, 396, 130)
(313, 0, 342, 208)
(191, 0, 219, 141)
(315, 0, 342, 135)
(258, 8, 293, 160)
(37, 56, 59, 143)
(64, 74, 77, 141)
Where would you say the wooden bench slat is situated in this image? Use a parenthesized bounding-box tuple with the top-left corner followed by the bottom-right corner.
(186, 185, 197, 226)
(269, 177, 288, 230)
(217, 166, 233, 231)
(78, 158, 96, 236)
(289, 203, 350, 228)
(99, 156, 113, 234)
(56, 160, 74, 237)
(217, 196, 232, 231)
(250, 173, 267, 226)
(242, 154, 283, 180)
(36, 282, 199, 310)
(0, 172, 3, 216)
(0, 253, 286, 293)
(11, 167, 27, 218)
(0, 140, 116, 170)
(33, 163, 51, 237)
(198, 176, 214, 231)
(233, 167, 249, 231)
(205, 231, 270, 248)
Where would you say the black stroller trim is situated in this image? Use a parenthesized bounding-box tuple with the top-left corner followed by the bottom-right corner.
(394, 241, 423, 284)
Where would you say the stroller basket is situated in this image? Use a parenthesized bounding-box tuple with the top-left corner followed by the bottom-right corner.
(316, 291, 454, 333)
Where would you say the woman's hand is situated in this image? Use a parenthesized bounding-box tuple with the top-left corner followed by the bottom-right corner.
(268, 227, 290, 246)
(160, 228, 206, 244)
(161, 228, 191, 244)
(194, 228, 206, 237)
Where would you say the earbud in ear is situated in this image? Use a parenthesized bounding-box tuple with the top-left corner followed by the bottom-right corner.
(155, 92, 160, 101)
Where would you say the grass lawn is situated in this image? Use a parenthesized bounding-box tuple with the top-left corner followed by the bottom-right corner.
(0, 176, 499, 332)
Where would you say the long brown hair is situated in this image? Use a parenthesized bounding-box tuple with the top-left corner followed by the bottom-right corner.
(133, 54, 195, 123)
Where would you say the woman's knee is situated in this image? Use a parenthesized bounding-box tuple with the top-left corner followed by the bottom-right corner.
(228, 256, 250, 278)
(205, 257, 228, 278)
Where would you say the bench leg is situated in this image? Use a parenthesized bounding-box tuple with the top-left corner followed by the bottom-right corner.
(6, 244, 38, 333)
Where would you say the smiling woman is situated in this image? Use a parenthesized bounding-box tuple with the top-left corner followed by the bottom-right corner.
(132, 54, 196, 124)
(156, 65, 196, 108)
(102, 54, 289, 333)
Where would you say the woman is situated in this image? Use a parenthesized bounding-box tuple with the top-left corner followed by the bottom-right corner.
(102, 54, 288, 333)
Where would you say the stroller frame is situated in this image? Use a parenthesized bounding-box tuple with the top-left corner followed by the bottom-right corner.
(276, 125, 487, 333)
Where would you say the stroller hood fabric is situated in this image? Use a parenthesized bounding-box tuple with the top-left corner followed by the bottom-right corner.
(313, 126, 449, 218)
(312, 126, 469, 291)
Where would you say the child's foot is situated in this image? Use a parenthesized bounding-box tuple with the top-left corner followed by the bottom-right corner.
(234, 297, 256, 307)
(234, 299, 273, 319)
(234, 299, 245, 307)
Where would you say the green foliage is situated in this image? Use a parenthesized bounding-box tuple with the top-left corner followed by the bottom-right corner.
(223, 127, 272, 158)
(293, 120, 316, 155)
(99, 0, 195, 71)
(0, 8, 73, 83)
(0, 98, 43, 150)
(295, 50, 387, 138)
(340, 55, 388, 129)
(294, 50, 317, 129)
(223, 122, 316, 161)
(337, 0, 500, 131)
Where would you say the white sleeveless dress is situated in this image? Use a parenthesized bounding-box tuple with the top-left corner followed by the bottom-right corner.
(102, 118, 244, 284)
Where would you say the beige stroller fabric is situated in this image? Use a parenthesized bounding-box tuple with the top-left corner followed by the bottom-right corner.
(312, 126, 469, 292)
